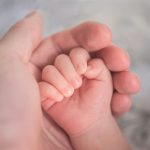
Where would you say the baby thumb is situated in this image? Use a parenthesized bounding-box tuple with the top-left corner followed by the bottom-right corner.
(84, 58, 110, 81)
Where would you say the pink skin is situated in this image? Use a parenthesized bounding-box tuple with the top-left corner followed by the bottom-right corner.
(0, 12, 140, 150)
(39, 48, 113, 135)
(31, 21, 140, 116)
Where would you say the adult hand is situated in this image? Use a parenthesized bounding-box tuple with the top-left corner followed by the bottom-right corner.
(0, 12, 140, 150)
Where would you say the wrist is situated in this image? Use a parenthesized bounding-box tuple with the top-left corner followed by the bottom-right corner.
(69, 114, 112, 142)
(69, 115, 131, 150)
(68, 112, 112, 138)
(60, 106, 112, 138)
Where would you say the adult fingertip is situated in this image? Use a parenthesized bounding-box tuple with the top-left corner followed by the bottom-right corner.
(112, 93, 132, 117)
(0, 10, 43, 63)
(97, 45, 130, 71)
(72, 21, 112, 51)
(113, 71, 141, 95)
(124, 72, 141, 94)
(84, 22, 112, 50)
(129, 73, 141, 94)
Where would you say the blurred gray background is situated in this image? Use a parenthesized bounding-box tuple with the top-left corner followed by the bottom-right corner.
(0, 0, 150, 149)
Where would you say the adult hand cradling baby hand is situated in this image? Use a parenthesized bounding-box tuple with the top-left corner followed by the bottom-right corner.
(0, 12, 140, 150)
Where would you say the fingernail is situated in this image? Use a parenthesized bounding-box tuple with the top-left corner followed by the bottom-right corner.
(64, 87, 74, 97)
(71, 77, 82, 89)
(56, 94, 64, 102)
(77, 63, 86, 75)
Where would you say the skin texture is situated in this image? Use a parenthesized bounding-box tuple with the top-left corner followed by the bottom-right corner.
(39, 48, 132, 150)
(0, 12, 140, 150)
(39, 48, 113, 134)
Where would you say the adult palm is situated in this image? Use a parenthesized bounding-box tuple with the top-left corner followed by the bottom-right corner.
(0, 12, 139, 150)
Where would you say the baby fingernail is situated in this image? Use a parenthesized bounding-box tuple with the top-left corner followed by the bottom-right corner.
(64, 87, 74, 97)
(56, 94, 64, 102)
(71, 77, 82, 89)
(77, 63, 86, 75)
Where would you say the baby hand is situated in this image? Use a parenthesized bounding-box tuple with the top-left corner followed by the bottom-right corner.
(39, 47, 113, 135)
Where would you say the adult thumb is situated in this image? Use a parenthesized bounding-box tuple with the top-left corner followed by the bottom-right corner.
(0, 11, 43, 62)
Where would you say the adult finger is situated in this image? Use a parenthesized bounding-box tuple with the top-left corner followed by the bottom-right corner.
(31, 21, 112, 69)
(96, 45, 130, 72)
(111, 92, 132, 118)
(113, 71, 141, 94)
(0, 11, 43, 62)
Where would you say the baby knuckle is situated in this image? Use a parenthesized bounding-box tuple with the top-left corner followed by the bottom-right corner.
(42, 65, 55, 78)
(54, 54, 68, 65)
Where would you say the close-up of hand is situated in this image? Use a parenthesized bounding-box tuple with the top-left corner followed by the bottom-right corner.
(39, 47, 113, 135)
(0, 12, 140, 150)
